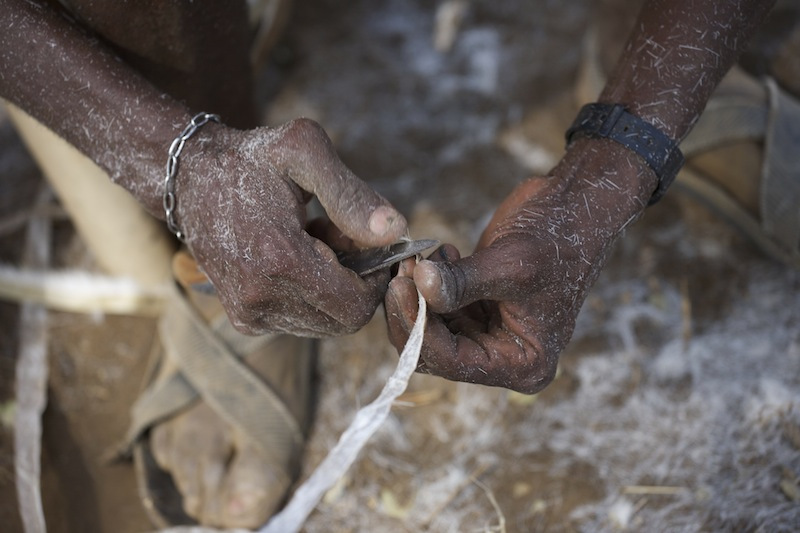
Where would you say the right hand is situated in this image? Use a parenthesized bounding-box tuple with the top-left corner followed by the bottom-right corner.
(176, 118, 407, 337)
(384, 138, 657, 394)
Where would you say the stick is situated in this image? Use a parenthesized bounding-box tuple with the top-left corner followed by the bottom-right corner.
(622, 485, 686, 496)
(472, 477, 506, 533)
(15, 188, 52, 533)
(0, 265, 166, 316)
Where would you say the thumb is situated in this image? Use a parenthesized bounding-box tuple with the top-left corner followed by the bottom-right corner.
(274, 118, 407, 246)
(414, 242, 533, 314)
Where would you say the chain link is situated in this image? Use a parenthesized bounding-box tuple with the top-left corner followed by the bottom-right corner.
(163, 112, 221, 241)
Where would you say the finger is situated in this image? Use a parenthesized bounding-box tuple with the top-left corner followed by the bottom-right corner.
(290, 235, 390, 333)
(385, 276, 419, 353)
(395, 244, 459, 280)
(386, 278, 557, 393)
(414, 240, 533, 314)
(305, 217, 354, 251)
(385, 244, 461, 333)
(233, 296, 356, 337)
(416, 308, 558, 394)
(231, 276, 387, 337)
(273, 119, 407, 246)
(221, 233, 389, 336)
(427, 243, 461, 263)
(396, 257, 416, 278)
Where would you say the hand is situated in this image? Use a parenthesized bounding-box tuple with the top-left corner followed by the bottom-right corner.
(385, 139, 656, 394)
(177, 118, 407, 336)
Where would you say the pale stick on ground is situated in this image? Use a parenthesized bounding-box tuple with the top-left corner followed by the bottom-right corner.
(15, 188, 52, 533)
(0, 266, 167, 317)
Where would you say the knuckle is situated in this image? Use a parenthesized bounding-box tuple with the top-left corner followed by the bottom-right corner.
(446, 262, 470, 309)
(283, 117, 330, 148)
(229, 317, 261, 336)
(337, 301, 378, 333)
(509, 361, 558, 395)
(417, 261, 465, 313)
(226, 292, 265, 333)
(507, 345, 560, 395)
(225, 271, 283, 326)
(236, 291, 263, 319)
(219, 293, 262, 336)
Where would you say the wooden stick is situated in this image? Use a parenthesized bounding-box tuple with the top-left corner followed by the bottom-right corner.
(14, 187, 51, 533)
(622, 485, 686, 496)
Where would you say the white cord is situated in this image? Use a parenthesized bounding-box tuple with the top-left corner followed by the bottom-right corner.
(260, 290, 427, 533)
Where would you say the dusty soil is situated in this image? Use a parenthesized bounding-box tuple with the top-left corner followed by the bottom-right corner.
(2, 0, 800, 532)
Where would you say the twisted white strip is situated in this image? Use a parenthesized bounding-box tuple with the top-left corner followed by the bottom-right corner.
(161, 292, 427, 533)
(260, 290, 427, 533)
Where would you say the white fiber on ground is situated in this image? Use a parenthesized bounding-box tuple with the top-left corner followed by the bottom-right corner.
(298, 204, 800, 532)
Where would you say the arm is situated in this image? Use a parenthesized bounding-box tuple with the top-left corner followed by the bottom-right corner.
(1, 0, 408, 336)
(600, 0, 774, 141)
(386, 0, 775, 393)
(0, 0, 188, 213)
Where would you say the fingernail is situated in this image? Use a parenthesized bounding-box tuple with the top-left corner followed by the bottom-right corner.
(368, 205, 399, 236)
(388, 279, 415, 330)
(397, 257, 414, 278)
(432, 246, 450, 262)
(414, 260, 442, 296)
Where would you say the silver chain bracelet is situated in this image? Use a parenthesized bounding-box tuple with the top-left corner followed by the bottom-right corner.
(163, 112, 221, 241)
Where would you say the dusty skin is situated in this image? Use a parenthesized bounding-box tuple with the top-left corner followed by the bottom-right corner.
(1, 0, 800, 531)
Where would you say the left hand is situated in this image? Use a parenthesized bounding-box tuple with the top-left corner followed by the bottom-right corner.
(178, 118, 407, 337)
(385, 139, 656, 394)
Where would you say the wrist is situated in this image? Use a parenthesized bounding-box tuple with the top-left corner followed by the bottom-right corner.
(162, 112, 222, 240)
(565, 103, 684, 205)
(555, 136, 658, 219)
(166, 119, 235, 244)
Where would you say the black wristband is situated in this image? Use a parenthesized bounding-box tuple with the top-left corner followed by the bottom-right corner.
(565, 103, 684, 205)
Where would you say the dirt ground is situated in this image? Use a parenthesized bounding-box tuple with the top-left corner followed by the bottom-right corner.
(2, 0, 800, 532)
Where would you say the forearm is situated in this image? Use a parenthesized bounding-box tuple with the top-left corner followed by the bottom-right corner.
(551, 0, 775, 213)
(0, 0, 193, 217)
(600, 0, 775, 141)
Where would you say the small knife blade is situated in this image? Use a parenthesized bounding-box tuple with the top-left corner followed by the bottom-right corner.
(337, 239, 440, 276)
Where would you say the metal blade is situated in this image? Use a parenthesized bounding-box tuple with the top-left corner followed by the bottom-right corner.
(337, 239, 440, 276)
